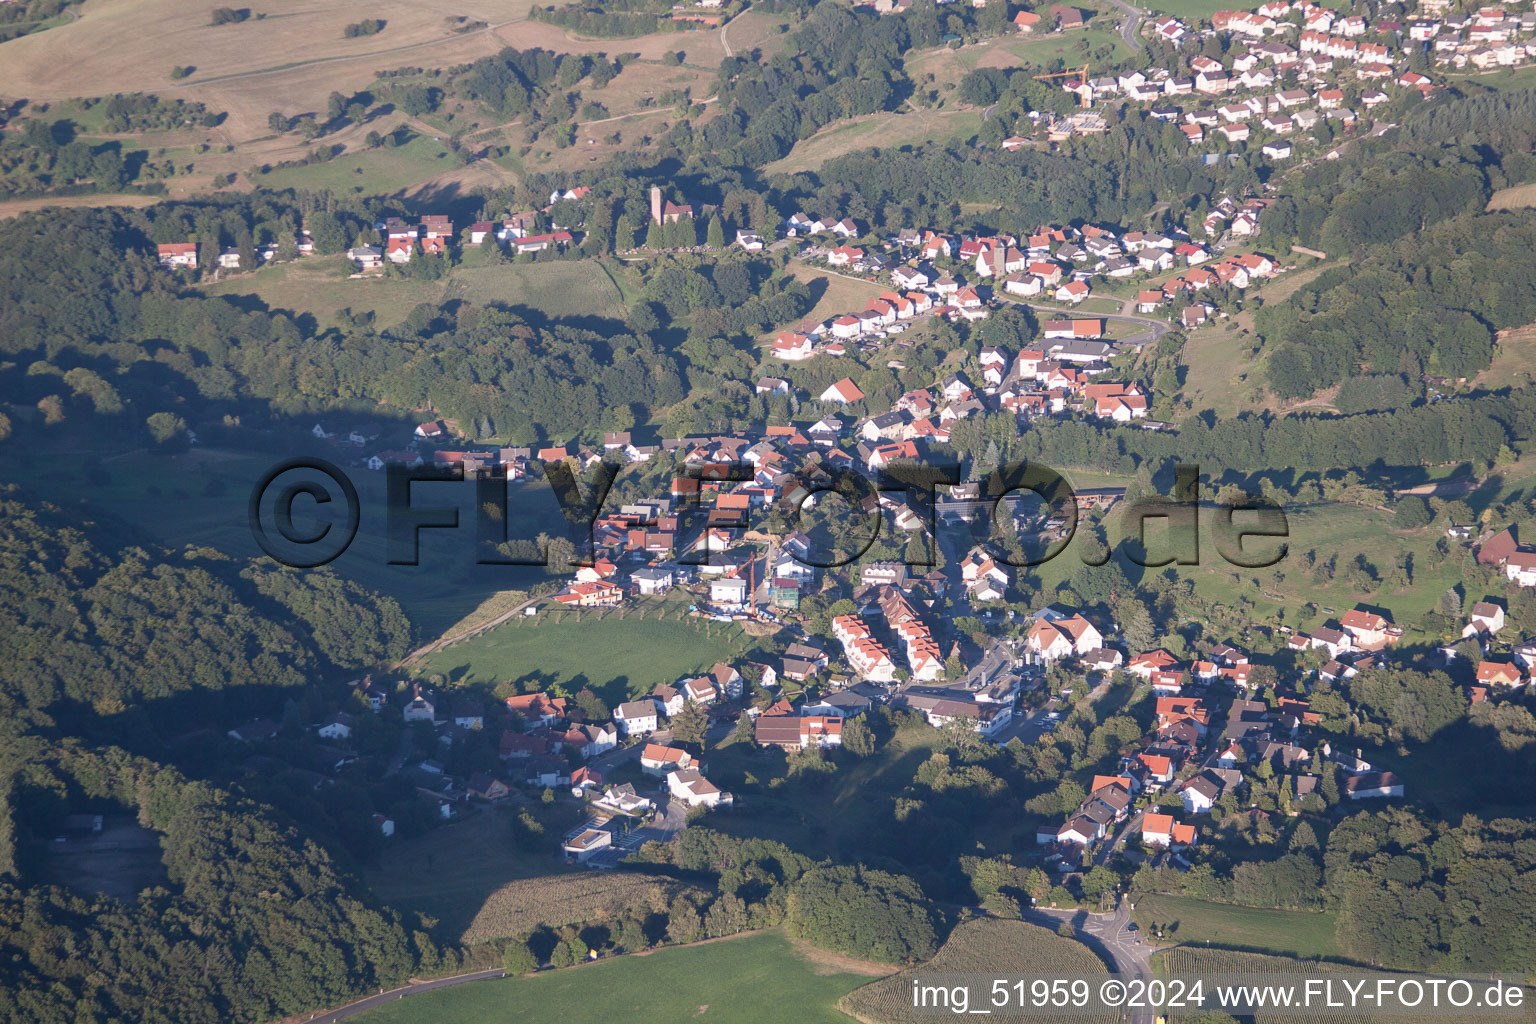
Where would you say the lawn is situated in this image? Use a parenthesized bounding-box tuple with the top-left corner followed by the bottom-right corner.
(351, 930, 879, 1024)
(416, 594, 752, 706)
(1131, 894, 1342, 959)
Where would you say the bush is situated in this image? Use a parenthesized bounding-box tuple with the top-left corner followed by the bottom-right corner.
(169, 65, 195, 79)
(343, 18, 385, 37)
(209, 7, 250, 25)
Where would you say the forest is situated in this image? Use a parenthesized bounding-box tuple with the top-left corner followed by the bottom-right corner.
(1257, 211, 1536, 398)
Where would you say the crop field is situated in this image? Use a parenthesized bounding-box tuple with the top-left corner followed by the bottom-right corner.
(460, 872, 694, 945)
(353, 930, 878, 1024)
(416, 595, 751, 706)
(1153, 948, 1534, 1023)
(1130, 894, 1341, 959)
(840, 918, 1118, 1024)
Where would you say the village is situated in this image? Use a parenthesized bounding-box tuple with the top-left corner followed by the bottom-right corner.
(241, 388, 1536, 890)
(140, 0, 1536, 913)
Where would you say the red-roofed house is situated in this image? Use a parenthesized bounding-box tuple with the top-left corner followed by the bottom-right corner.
(820, 378, 865, 404)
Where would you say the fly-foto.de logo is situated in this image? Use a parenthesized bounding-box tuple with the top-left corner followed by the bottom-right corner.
(248, 458, 1287, 570)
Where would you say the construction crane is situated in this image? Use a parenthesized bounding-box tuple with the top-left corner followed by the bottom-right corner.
(1032, 63, 1093, 107)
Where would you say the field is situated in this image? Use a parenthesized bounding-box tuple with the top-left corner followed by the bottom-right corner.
(783, 262, 889, 331)
(905, 28, 1133, 95)
(1153, 948, 1536, 1023)
(1175, 262, 1333, 419)
(416, 595, 752, 705)
(0, 192, 163, 220)
(765, 108, 985, 174)
(1486, 182, 1536, 212)
(201, 256, 629, 329)
(1130, 894, 1342, 959)
(254, 132, 465, 197)
(0, 0, 531, 141)
(353, 930, 883, 1024)
(1019, 466, 1489, 637)
(0, 0, 726, 195)
(366, 804, 698, 943)
(1139, 0, 1243, 19)
(451, 259, 628, 320)
(1474, 322, 1536, 389)
(839, 918, 1118, 1024)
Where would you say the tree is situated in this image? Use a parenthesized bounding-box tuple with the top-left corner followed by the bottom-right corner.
(672, 698, 708, 748)
(666, 899, 702, 944)
(1080, 865, 1118, 903)
(842, 714, 876, 756)
(503, 937, 539, 974)
(574, 688, 609, 722)
(37, 395, 65, 425)
(146, 412, 186, 443)
(614, 217, 635, 252)
(706, 214, 726, 248)
(1395, 495, 1431, 528)
(1289, 820, 1318, 852)
(549, 941, 574, 967)
(734, 710, 754, 744)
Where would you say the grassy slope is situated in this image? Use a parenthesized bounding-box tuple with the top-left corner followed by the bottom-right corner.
(7, 445, 564, 642)
(1131, 894, 1342, 959)
(764, 109, 985, 175)
(351, 931, 875, 1024)
(201, 256, 627, 330)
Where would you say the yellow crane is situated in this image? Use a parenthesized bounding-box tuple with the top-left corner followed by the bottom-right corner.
(1032, 63, 1093, 107)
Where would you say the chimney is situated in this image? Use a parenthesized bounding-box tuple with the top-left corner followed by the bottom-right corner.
(650, 186, 663, 226)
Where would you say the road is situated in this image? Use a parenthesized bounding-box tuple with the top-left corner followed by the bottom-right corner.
(1026, 898, 1158, 1024)
(719, 2, 752, 58)
(1103, 0, 1147, 53)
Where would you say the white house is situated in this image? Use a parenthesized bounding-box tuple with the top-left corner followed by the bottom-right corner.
(613, 700, 659, 737)
(667, 768, 731, 808)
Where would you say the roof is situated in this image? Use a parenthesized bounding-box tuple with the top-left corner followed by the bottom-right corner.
(823, 377, 865, 403)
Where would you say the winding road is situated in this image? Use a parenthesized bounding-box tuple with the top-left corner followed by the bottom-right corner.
(1104, 0, 1148, 53)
